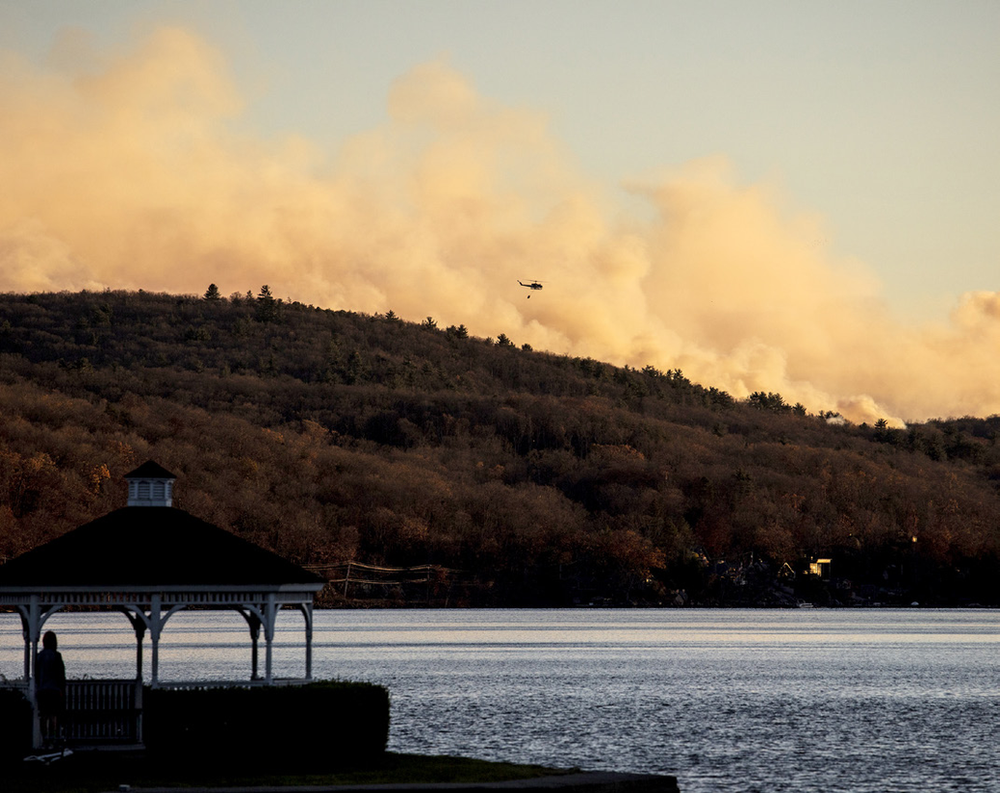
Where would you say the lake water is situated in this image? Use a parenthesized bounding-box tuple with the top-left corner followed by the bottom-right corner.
(2, 608, 998, 792)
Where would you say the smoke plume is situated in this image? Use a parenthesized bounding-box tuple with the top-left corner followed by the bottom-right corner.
(2, 28, 998, 424)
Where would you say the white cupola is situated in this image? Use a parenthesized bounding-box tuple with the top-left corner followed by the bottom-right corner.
(125, 461, 176, 507)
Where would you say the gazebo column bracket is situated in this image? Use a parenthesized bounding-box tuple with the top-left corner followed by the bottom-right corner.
(295, 602, 315, 680)
(146, 598, 187, 688)
(117, 606, 151, 682)
(235, 605, 265, 681)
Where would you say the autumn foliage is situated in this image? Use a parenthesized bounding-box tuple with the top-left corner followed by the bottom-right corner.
(1, 289, 999, 606)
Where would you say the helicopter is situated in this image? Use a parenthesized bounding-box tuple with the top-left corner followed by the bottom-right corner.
(518, 280, 544, 297)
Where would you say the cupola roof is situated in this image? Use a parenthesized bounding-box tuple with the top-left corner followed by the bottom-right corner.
(124, 460, 176, 507)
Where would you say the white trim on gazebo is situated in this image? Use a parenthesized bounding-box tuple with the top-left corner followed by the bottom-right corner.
(3, 586, 317, 687)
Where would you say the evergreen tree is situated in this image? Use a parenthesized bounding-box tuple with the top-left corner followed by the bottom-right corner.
(255, 285, 279, 323)
(203, 283, 222, 301)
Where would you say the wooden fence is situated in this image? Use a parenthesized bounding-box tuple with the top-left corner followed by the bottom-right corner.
(305, 561, 465, 603)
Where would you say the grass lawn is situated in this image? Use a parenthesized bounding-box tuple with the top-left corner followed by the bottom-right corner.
(6, 750, 575, 793)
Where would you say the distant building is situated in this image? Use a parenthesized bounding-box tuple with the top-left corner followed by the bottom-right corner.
(809, 558, 832, 581)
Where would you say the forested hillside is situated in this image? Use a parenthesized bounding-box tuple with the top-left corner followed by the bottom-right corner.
(1, 288, 999, 606)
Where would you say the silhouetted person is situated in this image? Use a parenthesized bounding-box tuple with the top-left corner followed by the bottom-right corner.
(36, 630, 66, 747)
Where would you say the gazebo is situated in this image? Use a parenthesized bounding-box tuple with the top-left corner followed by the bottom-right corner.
(0, 462, 326, 748)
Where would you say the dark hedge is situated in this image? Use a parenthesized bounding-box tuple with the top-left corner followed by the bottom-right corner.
(142, 680, 389, 762)
(0, 688, 33, 759)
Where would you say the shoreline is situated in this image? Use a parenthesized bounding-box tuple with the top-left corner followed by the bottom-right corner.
(113, 771, 681, 793)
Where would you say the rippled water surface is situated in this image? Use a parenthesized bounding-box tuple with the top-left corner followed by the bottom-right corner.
(3, 608, 998, 792)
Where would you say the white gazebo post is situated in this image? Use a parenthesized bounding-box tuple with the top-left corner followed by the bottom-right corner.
(25, 596, 41, 748)
(302, 602, 314, 680)
(149, 594, 162, 688)
(264, 592, 277, 684)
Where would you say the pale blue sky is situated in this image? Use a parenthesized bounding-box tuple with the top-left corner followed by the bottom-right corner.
(2, 0, 998, 322)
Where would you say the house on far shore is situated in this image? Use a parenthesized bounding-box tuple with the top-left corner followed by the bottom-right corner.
(808, 558, 832, 581)
(0, 461, 326, 749)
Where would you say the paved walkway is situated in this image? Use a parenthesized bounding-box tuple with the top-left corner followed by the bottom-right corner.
(114, 771, 680, 793)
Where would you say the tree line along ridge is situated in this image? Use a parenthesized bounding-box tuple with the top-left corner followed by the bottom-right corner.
(0, 287, 998, 607)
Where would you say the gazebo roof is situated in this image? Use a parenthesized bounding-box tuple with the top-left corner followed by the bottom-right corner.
(0, 506, 324, 591)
